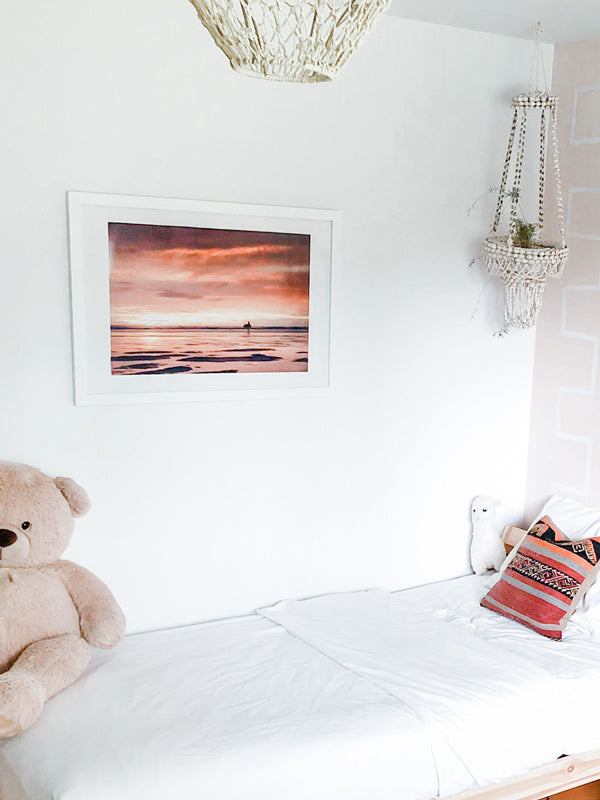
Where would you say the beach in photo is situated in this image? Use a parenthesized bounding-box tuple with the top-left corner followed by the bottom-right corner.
(108, 223, 310, 375)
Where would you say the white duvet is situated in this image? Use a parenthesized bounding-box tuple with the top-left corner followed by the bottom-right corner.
(3, 575, 600, 800)
(261, 576, 600, 795)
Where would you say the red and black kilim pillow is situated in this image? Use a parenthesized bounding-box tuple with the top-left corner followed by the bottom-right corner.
(480, 515, 600, 639)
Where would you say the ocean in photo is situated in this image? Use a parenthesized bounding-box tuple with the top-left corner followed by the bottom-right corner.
(111, 327, 309, 375)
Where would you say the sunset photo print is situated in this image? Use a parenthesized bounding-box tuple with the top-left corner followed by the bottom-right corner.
(108, 222, 310, 376)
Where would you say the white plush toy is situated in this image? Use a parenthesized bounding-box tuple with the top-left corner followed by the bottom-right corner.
(470, 495, 505, 575)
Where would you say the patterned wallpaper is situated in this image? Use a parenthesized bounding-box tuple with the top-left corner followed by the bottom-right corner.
(526, 38, 600, 518)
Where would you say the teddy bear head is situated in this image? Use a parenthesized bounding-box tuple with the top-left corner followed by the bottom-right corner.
(0, 462, 90, 567)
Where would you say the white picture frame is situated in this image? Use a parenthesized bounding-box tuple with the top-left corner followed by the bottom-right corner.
(67, 192, 337, 405)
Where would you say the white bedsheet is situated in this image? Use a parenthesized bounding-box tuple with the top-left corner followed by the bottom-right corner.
(3, 575, 600, 799)
(260, 575, 600, 796)
(0, 614, 438, 800)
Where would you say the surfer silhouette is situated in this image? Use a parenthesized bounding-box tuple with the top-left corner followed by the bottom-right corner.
(243, 321, 252, 334)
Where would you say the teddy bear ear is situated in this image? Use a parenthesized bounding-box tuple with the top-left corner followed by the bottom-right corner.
(54, 477, 91, 518)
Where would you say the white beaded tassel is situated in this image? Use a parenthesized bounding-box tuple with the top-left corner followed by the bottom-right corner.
(188, 0, 390, 83)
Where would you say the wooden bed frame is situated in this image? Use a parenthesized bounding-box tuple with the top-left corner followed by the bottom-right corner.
(447, 748, 600, 800)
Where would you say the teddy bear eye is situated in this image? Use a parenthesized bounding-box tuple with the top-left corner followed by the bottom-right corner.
(482, 509, 487, 513)
(21, 521, 31, 530)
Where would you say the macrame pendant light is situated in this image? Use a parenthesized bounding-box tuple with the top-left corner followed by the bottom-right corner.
(188, 0, 390, 83)
(483, 26, 568, 330)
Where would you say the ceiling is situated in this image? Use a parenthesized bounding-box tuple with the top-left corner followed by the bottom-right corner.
(387, 0, 600, 44)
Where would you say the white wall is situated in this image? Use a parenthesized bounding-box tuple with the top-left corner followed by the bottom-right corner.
(1, 2, 548, 632)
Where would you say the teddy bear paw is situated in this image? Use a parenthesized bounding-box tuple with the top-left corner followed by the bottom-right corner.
(81, 612, 126, 649)
(0, 672, 45, 738)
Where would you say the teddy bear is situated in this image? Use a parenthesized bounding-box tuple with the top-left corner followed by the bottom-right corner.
(470, 494, 506, 575)
(0, 461, 125, 738)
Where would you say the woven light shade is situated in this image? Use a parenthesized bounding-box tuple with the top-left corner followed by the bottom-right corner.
(188, 0, 390, 83)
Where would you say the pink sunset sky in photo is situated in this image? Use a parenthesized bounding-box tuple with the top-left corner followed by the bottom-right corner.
(108, 223, 310, 328)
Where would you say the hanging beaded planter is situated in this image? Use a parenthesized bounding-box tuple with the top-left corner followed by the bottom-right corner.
(483, 33, 568, 330)
(187, 0, 390, 83)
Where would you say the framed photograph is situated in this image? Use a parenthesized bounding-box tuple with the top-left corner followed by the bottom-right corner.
(67, 192, 337, 404)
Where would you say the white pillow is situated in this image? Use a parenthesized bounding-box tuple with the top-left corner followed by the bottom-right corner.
(485, 495, 600, 599)
(519, 496, 600, 619)
(535, 495, 600, 541)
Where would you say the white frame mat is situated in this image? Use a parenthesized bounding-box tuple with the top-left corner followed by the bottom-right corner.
(67, 192, 337, 405)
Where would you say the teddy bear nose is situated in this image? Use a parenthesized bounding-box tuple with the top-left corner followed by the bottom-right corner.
(0, 529, 17, 547)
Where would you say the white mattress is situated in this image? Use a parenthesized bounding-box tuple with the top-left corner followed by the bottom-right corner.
(3, 575, 600, 799)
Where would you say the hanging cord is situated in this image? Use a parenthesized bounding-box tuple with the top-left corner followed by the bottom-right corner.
(533, 21, 548, 238)
(509, 111, 528, 243)
(493, 22, 548, 239)
(551, 103, 567, 248)
(538, 106, 547, 232)
(492, 108, 518, 234)
(528, 21, 549, 93)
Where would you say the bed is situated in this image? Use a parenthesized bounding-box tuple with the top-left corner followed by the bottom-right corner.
(3, 573, 600, 800)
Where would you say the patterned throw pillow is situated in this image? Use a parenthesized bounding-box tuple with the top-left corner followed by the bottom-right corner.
(480, 516, 600, 639)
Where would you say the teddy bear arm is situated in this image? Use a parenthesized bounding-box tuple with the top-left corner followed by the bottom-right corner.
(50, 561, 126, 649)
